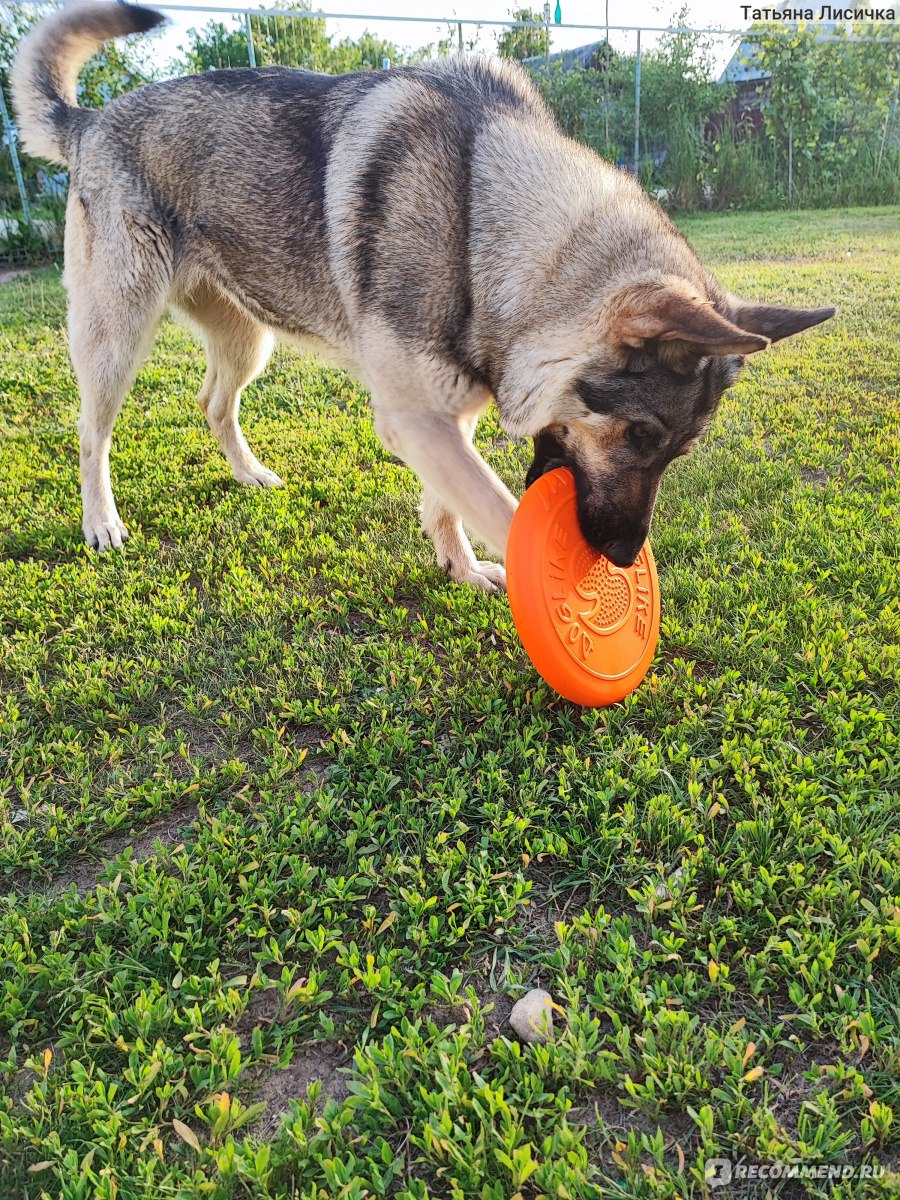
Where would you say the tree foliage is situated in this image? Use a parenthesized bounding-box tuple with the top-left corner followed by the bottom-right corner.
(497, 8, 549, 63)
(179, 6, 428, 75)
(638, 13, 722, 146)
(536, 6, 899, 209)
(753, 20, 900, 194)
(2, 0, 898, 221)
(537, 4, 724, 197)
(535, 56, 629, 160)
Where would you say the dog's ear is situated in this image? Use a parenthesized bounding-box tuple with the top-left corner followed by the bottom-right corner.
(727, 297, 837, 343)
(609, 281, 769, 356)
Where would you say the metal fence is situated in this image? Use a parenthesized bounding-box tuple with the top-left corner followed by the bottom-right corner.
(1, 2, 899, 261)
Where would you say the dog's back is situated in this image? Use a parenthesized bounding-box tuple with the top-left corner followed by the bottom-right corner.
(12, 3, 555, 362)
(11, 2, 833, 573)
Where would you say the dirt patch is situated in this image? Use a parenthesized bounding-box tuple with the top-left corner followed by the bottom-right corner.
(5, 1039, 60, 1112)
(521, 892, 567, 950)
(0, 267, 34, 285)
(229, 721, 331, 788)
(345, 611, 369, 634)
(522, 873, 595, 940)
(475, 987, 515, 1038)
(800, 466, 830, 488)
(393, 596, 424, 624)
(575, 1090, 696, 1146)
(416, 984, 514, 1047)
(182, 726, 223, 761)
(660, 647, 717, 679)
(248, 1042, 350, 1139)
(761, 436, 843, 490)
(793, 712, 826, 742)
(287, 722, 330, 753)
(767, 1041, 843, 1133)
(237, 988, 282, 1042)
(39, 798, 201, 898)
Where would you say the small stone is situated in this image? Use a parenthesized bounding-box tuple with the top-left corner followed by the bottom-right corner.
(656, 868, 685, 899)
(509, 989, 555, 1044)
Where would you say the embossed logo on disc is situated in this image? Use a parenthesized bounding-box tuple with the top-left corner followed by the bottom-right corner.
(540, 499, 655, 681)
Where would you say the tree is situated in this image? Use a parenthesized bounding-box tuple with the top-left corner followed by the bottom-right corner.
(537, 52, 629, 161)
(316, 31, 417, 74)
(637, 10, 723, 204)
(497, 8, 549, 62)
(179, 19, 252, 73)
(179, 8, 330, 73)
(752, 19, 900, 202)
(754, 25, 827, 162)
(179, 6, 428, 76)
(77, 40, 156, 108)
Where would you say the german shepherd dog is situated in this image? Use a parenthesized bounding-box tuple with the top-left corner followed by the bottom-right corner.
(12, 3, 834, 590)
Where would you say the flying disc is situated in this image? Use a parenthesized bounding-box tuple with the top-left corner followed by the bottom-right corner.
(506, 468, 660, 706)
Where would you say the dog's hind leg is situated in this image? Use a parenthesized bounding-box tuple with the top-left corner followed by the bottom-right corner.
(66, 207, 170, 550)
(177, 286, 281, 488)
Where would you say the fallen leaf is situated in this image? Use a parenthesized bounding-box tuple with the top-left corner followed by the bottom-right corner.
(172, 1120, 201, 1152)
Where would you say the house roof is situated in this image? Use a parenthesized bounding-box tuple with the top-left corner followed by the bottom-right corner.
(719, 42, 768, 84)
(522, 41, 609, 72)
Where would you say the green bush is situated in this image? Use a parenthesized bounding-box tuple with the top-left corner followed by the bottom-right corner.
(536, 12, 900, 212)
(0, 201, 65, 266)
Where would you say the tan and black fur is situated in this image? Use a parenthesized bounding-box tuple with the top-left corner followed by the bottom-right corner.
(11, 2, 835, 587)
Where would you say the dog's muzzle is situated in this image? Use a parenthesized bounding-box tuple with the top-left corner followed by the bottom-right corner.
(591, 535, 645, 569)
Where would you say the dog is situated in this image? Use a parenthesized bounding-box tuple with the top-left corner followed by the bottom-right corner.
(12, 2, 834, 590)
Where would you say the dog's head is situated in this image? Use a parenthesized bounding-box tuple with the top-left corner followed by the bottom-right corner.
(512, 278, 835, 566)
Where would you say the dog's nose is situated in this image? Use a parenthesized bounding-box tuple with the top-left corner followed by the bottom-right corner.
(596, 536, 644, 568)
(574, 493, 649, 567)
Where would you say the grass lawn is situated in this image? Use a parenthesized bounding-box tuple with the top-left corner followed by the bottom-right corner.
(0, 205, 898, 1198)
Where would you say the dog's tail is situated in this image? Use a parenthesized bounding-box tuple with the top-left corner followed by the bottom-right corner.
(10, 2, 165, 165)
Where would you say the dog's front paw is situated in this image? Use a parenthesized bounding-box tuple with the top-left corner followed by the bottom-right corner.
(452, 560, 507, 594)
(232, 460, 284, 488)
(84, 515, 129, 551)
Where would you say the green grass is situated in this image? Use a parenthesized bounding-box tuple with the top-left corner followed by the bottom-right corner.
(0, 205, 898, 1199)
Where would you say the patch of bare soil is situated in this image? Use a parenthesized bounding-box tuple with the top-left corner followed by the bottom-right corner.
(478, 988, 515, 1037)
(248, 1042, 350, 1140)
(800, 466, 830, 488)
(35, 798, 201, 899)
(767, 1042, 842, 1134)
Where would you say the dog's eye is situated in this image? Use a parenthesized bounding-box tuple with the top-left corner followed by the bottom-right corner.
(627, 423, 652, 449)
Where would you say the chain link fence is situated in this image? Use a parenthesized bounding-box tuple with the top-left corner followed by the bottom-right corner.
(1, 2, 898, 265)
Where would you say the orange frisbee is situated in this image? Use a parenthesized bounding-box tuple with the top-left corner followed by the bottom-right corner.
(506, 468, 660, 706)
